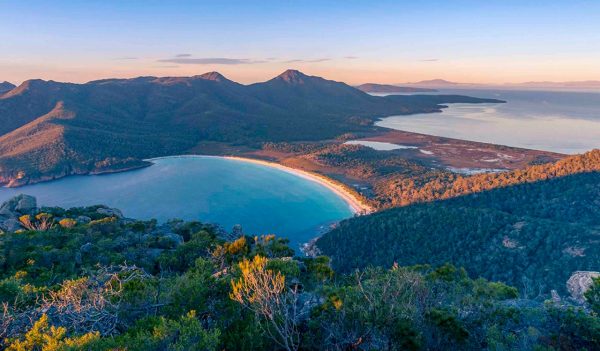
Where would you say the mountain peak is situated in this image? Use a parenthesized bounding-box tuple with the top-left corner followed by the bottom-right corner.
(275, 69, 309, 84)
(2, 79, 51, 98)
(198, 71, 228, 82)
(0, 81, 16, 94)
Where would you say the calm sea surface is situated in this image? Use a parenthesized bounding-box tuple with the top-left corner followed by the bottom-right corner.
(377, 89, 600, 154)
(0, 156, 354, 251)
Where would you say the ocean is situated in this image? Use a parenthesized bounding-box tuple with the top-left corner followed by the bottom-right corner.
(376, 89, 600, 154)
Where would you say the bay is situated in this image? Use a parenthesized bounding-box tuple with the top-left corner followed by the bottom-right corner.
(0, 156, 354, 252)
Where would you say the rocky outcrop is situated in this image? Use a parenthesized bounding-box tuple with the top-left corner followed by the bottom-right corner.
(1, 218, 22, 232)
(97, 207, 124, 218)
(567, 271, 600, 303)
(0, 194, 37, 214)
(0, 194, 37, 232)
(76, 216, 92, 224)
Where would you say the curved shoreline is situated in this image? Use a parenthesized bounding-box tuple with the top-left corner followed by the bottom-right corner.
(147, 154, 373, 215)
(224, 156, 373, 215)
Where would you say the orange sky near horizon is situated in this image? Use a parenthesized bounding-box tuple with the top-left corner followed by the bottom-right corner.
(1, 55, 599, 86)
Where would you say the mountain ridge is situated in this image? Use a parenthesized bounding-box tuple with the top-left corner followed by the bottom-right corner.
(0, 81, 16, 95)
(356, 83, 437, 93)
(0, 70, 503, 186)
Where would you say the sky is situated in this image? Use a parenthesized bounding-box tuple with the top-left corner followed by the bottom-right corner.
(1, 0, 599, 85)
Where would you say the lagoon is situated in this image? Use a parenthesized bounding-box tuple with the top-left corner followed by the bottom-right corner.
(0, 156, 355, 251)
(344, 140, 418, 151)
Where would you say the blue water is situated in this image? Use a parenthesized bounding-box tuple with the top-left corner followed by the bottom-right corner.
(0, 156, 354, 251)
(377, 89, 600, 154)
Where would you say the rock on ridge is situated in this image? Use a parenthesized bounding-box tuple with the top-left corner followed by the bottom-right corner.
(567, 271, 600, 303)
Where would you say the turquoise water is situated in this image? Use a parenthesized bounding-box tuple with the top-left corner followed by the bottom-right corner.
(376, 89, 600, 154)
(0, 156, 354, 251)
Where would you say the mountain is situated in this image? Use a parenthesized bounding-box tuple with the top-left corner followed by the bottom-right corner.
(412, 79, 458, 85)
(0, 70, 502, 186)
(198, 71, 231, 82)
(0, 81, 15, 95)
(317, 151, 600, 294)
(405, 79, 463, 87)
(355, 83, 437, 93)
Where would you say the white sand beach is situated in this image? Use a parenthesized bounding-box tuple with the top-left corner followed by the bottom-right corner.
(224, 156, 373, 214)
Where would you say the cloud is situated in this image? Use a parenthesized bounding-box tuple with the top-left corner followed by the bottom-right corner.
(344, 56, 358, 59)
(175, 54, 192, 57)
(114, 57, 138, 60)
(420, 58, 439, 62)
(282, 58, 331, 63)
(158, 57, 265, 65)
(153, 65, 180, 68)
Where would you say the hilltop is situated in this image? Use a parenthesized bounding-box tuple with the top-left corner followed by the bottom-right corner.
(0, 81, 15, 95)
(0, 195, 598, 350)
(0, 70, 502, 186)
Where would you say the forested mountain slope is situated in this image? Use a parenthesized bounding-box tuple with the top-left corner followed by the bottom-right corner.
(0, 70, 501, 186)
(373, 149, 600, 207)
(318, 169, 600, 295)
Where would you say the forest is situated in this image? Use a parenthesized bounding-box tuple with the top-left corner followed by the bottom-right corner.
(0, 198, 598, 350)
(263, 143, 599, 211)
(371, 149, 600, 208)
(317, 171, 600, 296)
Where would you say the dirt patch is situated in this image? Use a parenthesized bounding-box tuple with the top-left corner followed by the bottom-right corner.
(357, 130, 564, 170)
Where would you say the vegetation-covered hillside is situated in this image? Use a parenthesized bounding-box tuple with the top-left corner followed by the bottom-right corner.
(265, 143, 591, 210)
(317, 171, 600, 296)
(372, 149, 600, 208)
(0, 70, 500, 187)
(0, 197, 598, 350)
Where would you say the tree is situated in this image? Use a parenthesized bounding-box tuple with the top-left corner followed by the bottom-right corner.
(585, 277, 600, 315)
(5, 314, 99, 351)
(230, 255, 301, 351)
(39, 264, 153, 336)
(18, 213, 55, 231)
